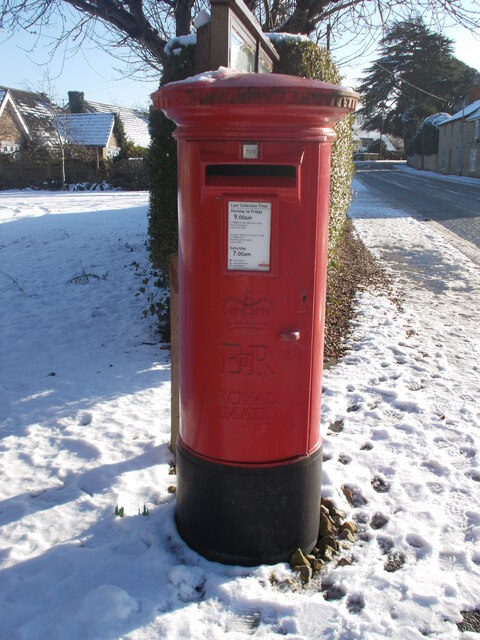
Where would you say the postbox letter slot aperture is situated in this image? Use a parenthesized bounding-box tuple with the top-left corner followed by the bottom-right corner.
(205, 164, 296, 189)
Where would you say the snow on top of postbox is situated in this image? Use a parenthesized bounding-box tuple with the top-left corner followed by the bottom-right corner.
(152, 67, 359, 118)
(165, 67, 247, 86)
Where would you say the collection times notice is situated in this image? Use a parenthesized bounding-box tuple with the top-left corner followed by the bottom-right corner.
(227, 201, 271, 271)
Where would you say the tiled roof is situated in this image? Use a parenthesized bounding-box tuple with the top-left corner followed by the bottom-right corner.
(84, 100, 150, 147)
(0, 86, 57, 142)
(465, 100, 480, 123)
(59, 113, 115, 147)
(440, 100, 480, 124)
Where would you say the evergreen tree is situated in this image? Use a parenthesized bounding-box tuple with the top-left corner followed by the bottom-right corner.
(358, 16, 477, 143)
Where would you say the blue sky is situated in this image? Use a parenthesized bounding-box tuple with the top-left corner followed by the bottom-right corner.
(0, 14, 478, 110)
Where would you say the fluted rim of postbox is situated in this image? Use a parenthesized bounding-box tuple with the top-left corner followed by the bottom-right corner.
(151, 69, 358, 115)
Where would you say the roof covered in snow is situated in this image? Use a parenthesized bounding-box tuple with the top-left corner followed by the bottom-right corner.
(353, 129, 397, 151)
(439, 99, 480, 125)
(419, 113, 451, 128)
(58, 113, 116, 147)
(0, 86, 57, 142)
(84, 100, 150, 148)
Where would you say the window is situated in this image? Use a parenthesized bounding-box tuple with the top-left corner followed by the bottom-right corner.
(475, 120, 479, 141)
(471, 149, 477, 172)
(229, 18, 255, 72)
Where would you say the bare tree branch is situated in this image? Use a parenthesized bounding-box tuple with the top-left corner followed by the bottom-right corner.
(0, 0, 478, 79)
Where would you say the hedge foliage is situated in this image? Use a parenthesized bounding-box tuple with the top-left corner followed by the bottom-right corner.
(148, 44, 196, 277)
(272, 38, 341, 85)
(272, 38, 354, 257)
(406, 120, 441, 157)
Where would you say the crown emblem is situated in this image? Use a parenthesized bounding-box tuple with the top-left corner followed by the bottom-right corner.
(223, 291, 273, 330)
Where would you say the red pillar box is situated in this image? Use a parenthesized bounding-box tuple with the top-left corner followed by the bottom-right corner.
(152, 71, 357, 565)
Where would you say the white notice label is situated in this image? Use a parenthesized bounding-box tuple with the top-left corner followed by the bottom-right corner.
(227, 201, 271, 271)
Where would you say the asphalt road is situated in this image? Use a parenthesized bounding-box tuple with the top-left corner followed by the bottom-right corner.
(354, 162, 480, 254)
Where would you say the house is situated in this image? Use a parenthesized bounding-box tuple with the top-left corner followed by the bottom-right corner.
(67, 91, 150, 149)
(0, 86, 57, 154)
(58, 113, 120, 160)
(352, 110, 401, 158)
(437, 97, 480, 178)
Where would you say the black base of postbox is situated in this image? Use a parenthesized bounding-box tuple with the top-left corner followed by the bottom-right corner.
(175, 440, 322, 566)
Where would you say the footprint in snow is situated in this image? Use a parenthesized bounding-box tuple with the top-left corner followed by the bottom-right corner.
(78, 412, 93, 426)
(342, 484, 367, 508)
(371, 476, 390, 493)
(347, 593, 365, 614)
(370, 512, 389, 530)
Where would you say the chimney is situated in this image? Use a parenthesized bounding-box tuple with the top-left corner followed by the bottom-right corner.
(68, 91, 86, 113)
(467, 75, 480, 106)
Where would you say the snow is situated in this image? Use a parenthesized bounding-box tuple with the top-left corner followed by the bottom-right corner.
(1, 180, 480, 638)
(58, 113, 115, 146)
(398, 163, 480, 186)
(267, 32, 309, 44)
(161, 66, 246, 86)
(418, 113, 451, 129)
(441, 100, 480, 125)
(164, 34, 197, 56)
(85, 101, 151, 149)
(193, 9, 211, 29)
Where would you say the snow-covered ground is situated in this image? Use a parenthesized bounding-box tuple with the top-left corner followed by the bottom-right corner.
(0, 183, 479, 639)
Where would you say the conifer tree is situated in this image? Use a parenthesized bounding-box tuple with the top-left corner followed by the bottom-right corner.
(358, 17, 477, 143)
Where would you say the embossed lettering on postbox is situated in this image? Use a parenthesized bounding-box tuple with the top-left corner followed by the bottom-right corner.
(223, 290, 273, 329)
(219, 343, 275, 376)
(218, 390, 275, 421)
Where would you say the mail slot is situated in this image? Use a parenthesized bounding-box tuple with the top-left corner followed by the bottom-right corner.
(152, 71, 357, 565)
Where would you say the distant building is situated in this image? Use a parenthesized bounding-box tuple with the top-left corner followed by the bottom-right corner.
(352, 110, 401, 157)
(0, 85, 150, 161)
(0, 86, 57, 154)
(67, 91, 150, 149)
(58, 113, 120, 160)
(437, 96, 480, 178)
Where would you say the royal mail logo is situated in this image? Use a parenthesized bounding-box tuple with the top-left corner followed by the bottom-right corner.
(219, 343, 275, 377)
(223, 291, 273, 329)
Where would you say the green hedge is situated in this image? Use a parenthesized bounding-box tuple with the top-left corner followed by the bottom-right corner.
(148, 44, 196, 277)
(406, 120, 441, 157)
(272, 38, 354, 258)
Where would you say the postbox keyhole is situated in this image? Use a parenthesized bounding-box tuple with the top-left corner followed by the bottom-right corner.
(302, 292, 307, 304)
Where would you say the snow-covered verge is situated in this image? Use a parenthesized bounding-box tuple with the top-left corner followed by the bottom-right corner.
(398, 163, 480, 186)
(1, 188, 479, 639)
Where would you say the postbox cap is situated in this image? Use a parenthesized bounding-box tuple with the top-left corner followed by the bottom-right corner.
(151, 68, 358, 138)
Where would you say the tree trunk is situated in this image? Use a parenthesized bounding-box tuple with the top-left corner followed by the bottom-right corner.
(61, 148, 66, 187)
(175, 0, 193, 36)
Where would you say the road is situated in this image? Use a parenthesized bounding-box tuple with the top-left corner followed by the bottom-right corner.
(354, 162, 480, 257)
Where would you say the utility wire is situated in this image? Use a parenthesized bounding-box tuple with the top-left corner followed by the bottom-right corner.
(375, 62, 449, 104)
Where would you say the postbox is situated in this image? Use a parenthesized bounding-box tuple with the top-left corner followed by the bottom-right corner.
(152, 70, 357, 565)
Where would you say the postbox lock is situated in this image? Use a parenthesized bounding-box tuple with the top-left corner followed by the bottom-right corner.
(279, 330, 301, 342)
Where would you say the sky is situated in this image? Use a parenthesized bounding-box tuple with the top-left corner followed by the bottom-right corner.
(0, 8, 478, 109)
